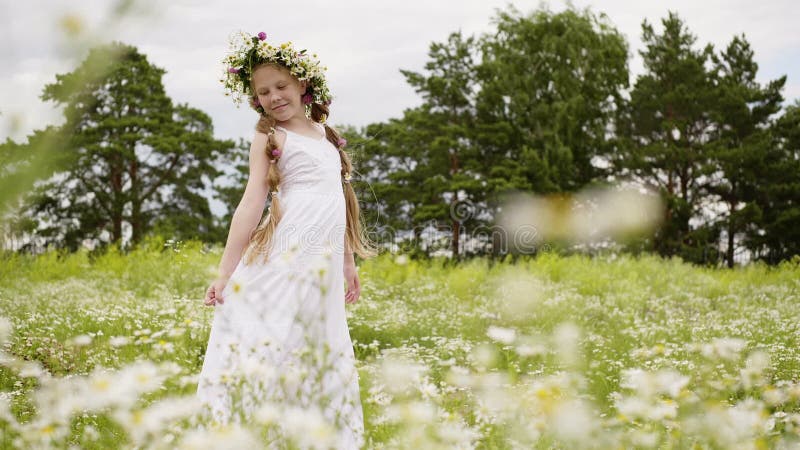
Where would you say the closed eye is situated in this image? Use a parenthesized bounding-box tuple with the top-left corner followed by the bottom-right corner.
(258, 85, 286, 94)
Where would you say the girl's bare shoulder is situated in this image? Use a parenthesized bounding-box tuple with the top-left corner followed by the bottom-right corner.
(274, 129, 287, 149)
(253, 129, 287, 150)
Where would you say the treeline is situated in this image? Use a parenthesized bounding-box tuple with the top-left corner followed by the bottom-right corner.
(1, 6, 798, 266)
(348, 7, 800, 266)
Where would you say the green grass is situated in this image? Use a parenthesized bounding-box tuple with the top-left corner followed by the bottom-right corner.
(1, 238, 799, 448)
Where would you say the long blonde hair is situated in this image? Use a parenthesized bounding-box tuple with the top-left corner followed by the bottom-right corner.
(241, 64, 378, 265)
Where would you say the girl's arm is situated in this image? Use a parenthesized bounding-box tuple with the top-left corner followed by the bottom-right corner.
(343, 235, 360, 304)
(344, 238, 355, 268)
(217, 131, 276, 279)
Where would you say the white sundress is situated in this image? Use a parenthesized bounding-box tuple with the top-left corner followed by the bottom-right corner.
(196, 121, 364, 449)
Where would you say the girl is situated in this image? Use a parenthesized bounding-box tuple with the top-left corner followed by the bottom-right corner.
(196, 31, 376, 449)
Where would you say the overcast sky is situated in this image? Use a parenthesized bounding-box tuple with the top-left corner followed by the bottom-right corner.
(2, 0, 798, 145)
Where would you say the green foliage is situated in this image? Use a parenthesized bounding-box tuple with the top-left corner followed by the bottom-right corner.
(211, 137, 252, 234)
(705, 34, 787, 267)
(0, 126, 70, 219)
(616, 12, 718, 262)
(7, 42, 234, 251)
(614, 12, 797, 265)
(746, 101, 800, 263)
(4, 5, 797, 267)
(476, 5, 629, 192)
(358, 5, 630, 259)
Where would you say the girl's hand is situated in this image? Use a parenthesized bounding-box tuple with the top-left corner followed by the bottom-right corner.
(204, 276, 229, 306)
(344, 263, 361, 304)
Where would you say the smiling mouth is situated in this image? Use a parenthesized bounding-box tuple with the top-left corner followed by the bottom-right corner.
(273, 104, 288, 111)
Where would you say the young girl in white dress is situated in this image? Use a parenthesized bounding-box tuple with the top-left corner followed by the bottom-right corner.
(196, 31, 377, 449)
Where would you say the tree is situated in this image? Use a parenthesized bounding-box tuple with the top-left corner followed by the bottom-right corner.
(399, 31, 484, 259)
(616, 12, 718, 263)
(354, 120, 417, 255)
(746, 101, 800, 263)
(359, 5, 630, 258)
(706, 35, 786, 267)
(212, 137, 251, 235)
(476, 5, 629, 194)
(356, 32, 484, 259)
(17, 42, 233, 251)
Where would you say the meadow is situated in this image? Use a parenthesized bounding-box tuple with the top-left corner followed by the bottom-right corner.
(1, 237, 799, 449)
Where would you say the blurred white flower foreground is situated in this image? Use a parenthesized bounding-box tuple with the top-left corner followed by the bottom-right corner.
(3, 307, 800, 449)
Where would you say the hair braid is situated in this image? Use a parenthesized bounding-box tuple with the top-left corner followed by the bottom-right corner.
(311, 102, 377, 259)
(241, 112, 284, 265)
(241, 76, 377, 264)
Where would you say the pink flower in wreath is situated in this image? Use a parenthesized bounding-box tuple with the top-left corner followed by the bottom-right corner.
(271, 148, 282, 157)
(337, 138, 347, 148)
(257, 32, 267, 41)
(301, 93, 313, 104)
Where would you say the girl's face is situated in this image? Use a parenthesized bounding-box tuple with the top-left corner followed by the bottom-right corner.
(251, 64, 307, 121)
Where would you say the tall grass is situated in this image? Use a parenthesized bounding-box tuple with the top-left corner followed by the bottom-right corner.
(1, 241, 799, 448)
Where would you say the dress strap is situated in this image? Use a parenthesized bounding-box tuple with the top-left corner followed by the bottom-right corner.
(274, 122, 326, 141)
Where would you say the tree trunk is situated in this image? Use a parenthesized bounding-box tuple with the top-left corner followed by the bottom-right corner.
(452, 216, 460, 259)
(449, 143, 460, 259)
(129, 157, 141, 245)
(726, 200, 735, 268)
(111, 152, 123, 243)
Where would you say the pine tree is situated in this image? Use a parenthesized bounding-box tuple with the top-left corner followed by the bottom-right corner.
(747, 102, 800, 262)
(707, 35, 786, 267)
(400, 31, 483, 258)
(17, 42, 233, 251)
(618, 12, 718, 263)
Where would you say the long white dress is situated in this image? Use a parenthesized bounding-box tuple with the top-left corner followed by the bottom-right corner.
(196, 121, 364, 449)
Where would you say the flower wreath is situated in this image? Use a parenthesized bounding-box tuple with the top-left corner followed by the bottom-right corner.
(220, 31, 352, 186)
(221, 31, 333, 117)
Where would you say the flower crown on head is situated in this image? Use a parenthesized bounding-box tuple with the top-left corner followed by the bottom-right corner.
(221, 31, 333, 116)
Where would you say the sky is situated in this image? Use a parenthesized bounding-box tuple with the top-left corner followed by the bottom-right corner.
(2, 0, 799, 145)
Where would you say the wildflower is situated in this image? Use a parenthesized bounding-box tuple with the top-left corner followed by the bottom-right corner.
(486, 325, 516, 345)
(109, 336, 129, 347)
(553, 322, 581, 367)
(379, 353, 427, 395)
(620, 368, 689, 398)
(118, 361, 164, 397)
(18, 360, 46, 378)
(71, 334, 92, 346)
(0, 317, 11, 344)
(700, 337, 747, 360)
(290, 407, 338, 447)
(255, 402, 280, 424)
(177, 424, 261, 448)
(551, 399, 598, 444)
